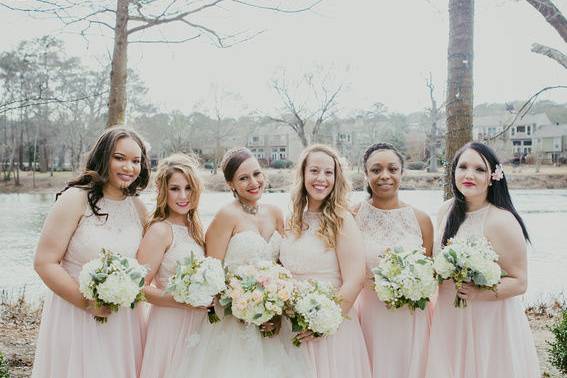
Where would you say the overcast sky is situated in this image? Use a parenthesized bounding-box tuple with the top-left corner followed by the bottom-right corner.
(0, 0, 566, 117)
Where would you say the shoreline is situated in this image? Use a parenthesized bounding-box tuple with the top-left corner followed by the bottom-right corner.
(0, 293, 564, 377)
(2, 165, 567, 194)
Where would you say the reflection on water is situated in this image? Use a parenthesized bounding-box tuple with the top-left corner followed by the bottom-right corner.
(1, 189, 566, 305)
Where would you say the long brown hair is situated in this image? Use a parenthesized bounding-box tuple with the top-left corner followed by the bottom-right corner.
(56, 127, 150, 218)
(146, 153, 205, 247)
(288, 144, 351, 249)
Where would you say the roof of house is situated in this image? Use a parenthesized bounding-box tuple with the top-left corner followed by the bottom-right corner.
(533, 124, 567, 138)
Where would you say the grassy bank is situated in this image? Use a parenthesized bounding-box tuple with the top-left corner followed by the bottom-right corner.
(0, 291, 565, 377)
(1, 165, 567, 194)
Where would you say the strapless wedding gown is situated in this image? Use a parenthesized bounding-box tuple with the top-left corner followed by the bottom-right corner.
(174, 230, 315, 378)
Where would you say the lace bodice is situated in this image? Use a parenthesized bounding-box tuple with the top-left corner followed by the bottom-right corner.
(280, 212, 341, 287)
(62, 192, 143, 279)
(223, 231, 281, 272)
(355, 201, 423, 277)
(154, 223, 204, 288)
(434, 203, 491, 255)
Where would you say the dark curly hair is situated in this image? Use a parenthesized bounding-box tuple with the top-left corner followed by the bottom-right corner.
(56, 127, 151, 219)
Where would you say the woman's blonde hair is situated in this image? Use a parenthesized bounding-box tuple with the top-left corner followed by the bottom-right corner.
(146, 153, 205, 247)
(288, 144, 351, 249)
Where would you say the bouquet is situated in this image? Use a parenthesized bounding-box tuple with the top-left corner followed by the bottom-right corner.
(166, 252, 226, 323)
(286, 280, 343, 347)
(372, 247, 437, 311)
(79, 248, 148, 323)
(219, 260, 294, 337)
(433, 237, 504, 308)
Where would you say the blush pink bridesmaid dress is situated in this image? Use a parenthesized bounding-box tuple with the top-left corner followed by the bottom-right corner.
(32, 192, 146, 378)
(426, 205, 540, 378)
(354, 201, 431, 378)
(280, 211, 372, 378)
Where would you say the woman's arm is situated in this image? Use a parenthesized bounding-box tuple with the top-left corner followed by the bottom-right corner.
(136, 222, 189, 309)
(457, 209, 528, 302)
(413, 208, 434, 257)
(33, 188, 109, 317)
(205, 208, 236, 261)
(335, 213, 366, 315)
(132, 196, 148, 226)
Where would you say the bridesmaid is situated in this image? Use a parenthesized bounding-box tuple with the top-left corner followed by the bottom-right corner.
(426, 142, 540, 378)
(280, 144, 372, 378)
(353, 143, 433, 378)
(138, 153, 208, 378)
(32, 127, 150, 378)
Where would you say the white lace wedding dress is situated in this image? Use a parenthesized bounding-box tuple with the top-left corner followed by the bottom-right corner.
(174, 230, 315, 378)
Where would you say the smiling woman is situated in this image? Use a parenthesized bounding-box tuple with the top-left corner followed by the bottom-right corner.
(31, 127, 151, 378)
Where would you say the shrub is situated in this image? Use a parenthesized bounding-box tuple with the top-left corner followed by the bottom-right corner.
(406, 161, 427, 171)
(270, 159, 293, 169)
(548, 310, 567, 375)
(0, 351, 9, 378)
(203, 161, 215, 170)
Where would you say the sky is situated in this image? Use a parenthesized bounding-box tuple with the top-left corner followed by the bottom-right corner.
(0, 0, 566, 117)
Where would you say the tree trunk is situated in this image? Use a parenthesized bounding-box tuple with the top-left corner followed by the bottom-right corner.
(444, 0, 474, 199)
(106, 0, 129, 128)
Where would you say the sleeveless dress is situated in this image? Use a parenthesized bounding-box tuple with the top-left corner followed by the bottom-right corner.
(32, 192, 146, 378)
(354, 201, 430, 378)
(140, 223, 207, 378)
(174, 230, 314, 378)
(279, 212, 372, 378)
(426, 205, 540, 378)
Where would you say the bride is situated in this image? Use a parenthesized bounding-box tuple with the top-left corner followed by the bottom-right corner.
(175, 147, 314, 378)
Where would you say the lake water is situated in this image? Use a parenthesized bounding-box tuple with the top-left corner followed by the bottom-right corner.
(1, 190, 566, 305)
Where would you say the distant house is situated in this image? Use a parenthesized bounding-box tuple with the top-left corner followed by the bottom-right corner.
(509, 113, 553, 156)
(533, 124, 567, 164)
(470, 112, 556, 160)
(246, 123, 303, 166)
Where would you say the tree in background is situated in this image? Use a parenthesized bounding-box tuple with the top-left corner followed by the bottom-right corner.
(270, 65, 347, 147)
(444, 0, 474, 199)
(0, 0, 321, 128)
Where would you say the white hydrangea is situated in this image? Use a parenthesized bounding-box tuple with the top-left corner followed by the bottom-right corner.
(432, 253, 456, 279)
(289, 279, 343, 345)
(96, 271, 140, 306)
(372, 247, 437, 311)
(78, 259, 103, 300)
(166, 255, 226, 308)
(295, 293, 342, 335)
(78, 249, 148, 323)
(435, 237, 504, 307)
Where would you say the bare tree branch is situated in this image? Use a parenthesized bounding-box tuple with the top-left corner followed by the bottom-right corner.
(0, 90, 108, 114)
(129, 35, 201, 44)
(525, 0, 567, 43)
(484, 85, 567, 141)
(232, 0, 322, 14)
(531, 42, 567, 69)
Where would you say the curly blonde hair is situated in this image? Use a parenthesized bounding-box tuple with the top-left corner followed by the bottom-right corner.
(288, 144, 351, 249)
(146, 153, 205, 247)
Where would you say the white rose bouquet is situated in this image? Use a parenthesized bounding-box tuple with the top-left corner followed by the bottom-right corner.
(372, 247, 437, 311)
(219, 260, 294, 337)
(286, 280, 343, 347)
(433, 237, 504, 308)
(166, 252, 226, 323)
(79, 248, 148, 323)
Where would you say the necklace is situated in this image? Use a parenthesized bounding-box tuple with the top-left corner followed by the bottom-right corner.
(239, 199, 259, 215)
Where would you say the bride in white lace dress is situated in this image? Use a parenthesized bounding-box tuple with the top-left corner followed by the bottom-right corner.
(175, 148, 314, 378)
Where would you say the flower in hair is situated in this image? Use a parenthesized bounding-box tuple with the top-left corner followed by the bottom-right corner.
(491, 164, 504, 181)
